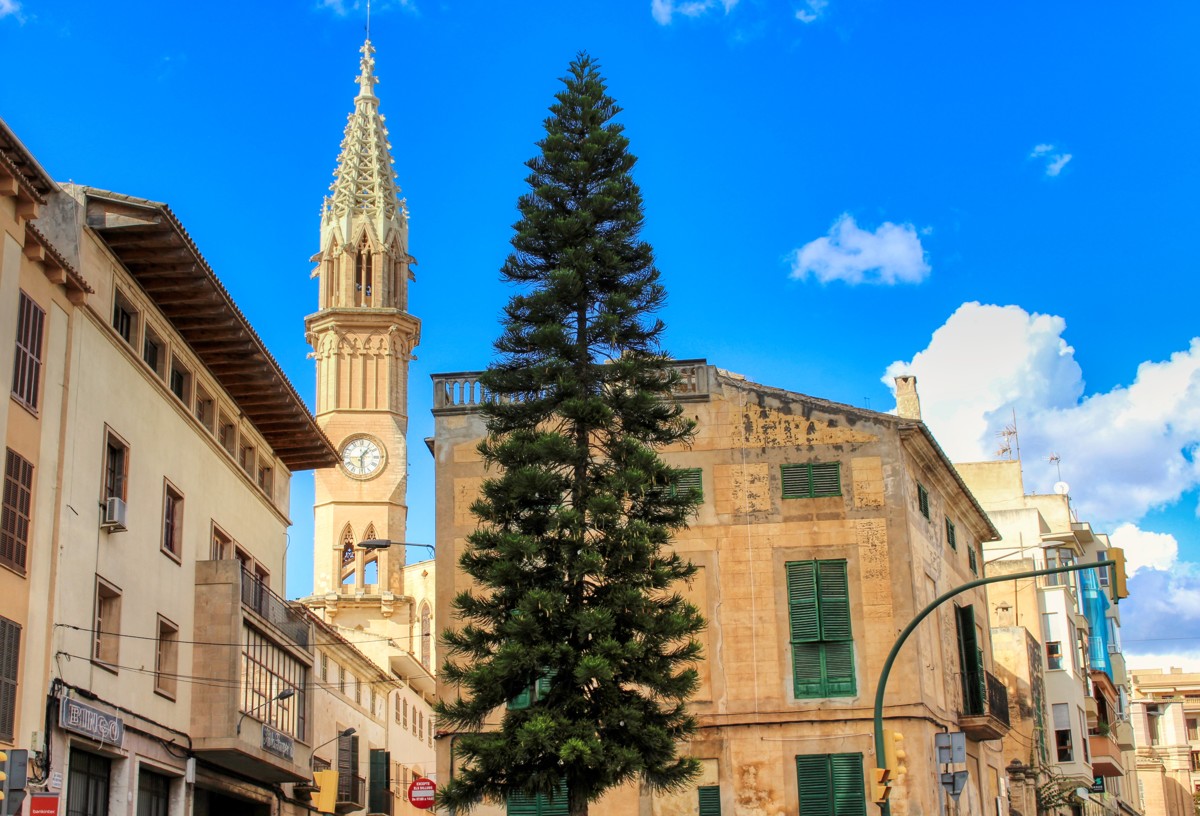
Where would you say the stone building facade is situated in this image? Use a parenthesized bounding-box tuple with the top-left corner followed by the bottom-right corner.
(1128, 667, 1200, 816)
(431, 365, 1011, 816)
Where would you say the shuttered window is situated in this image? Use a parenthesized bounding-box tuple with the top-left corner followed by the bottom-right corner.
(795, 753, 866, 816)
(917, 483, 930, 519)
(12, 291, 45, 411)
(509, 668, 555, 710)
(945, 517, 957, 550)
(672, 468, 703, 500)
(0, 616, 19, 741)
(507, 781, 568, 816)
(698, 785, 721, 816)
(955, 604, 985, 716)
(368, 749, 391, 814)
(786, 560, 855, 698)
(1, 449, 33, 573)
(968, 544, 978, 575)
(781, 463, 841, 499)
(337, 732, 360, 802)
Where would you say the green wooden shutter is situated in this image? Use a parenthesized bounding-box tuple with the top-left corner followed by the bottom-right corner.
(830, 753, 867, 816)
(945, 517, 957, 550)
(796, 755, 833, 816)
(817, 561, 855, 696)
(781, 464, 811, 498)
(917, 483, 930, 518)
(673, 468, 703, 500)
(810, 463, 841, 497)
(507, 790, 541, 816)
(788, 562, 825, 698)
(509, 684, 532, 710)
(368, 749, 390, 813)
(955, 605, 984, 715)
(536, 668, 556, 701)
(698, 785, 721, 816)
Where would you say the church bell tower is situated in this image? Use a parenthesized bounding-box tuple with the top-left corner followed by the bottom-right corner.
(305, 39, 420, 603)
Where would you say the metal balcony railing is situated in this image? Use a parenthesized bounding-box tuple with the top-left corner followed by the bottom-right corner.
(241, 568, 310, 650)
(962, 669, 1010, 727)
(337, 774, 366, 810)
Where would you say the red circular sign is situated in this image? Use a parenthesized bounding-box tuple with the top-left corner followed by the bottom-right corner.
(408, 776, 436, 809)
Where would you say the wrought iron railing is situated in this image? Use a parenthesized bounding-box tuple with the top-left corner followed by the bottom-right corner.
(337, 774, 366, 809)
(240, 569, 311, 650)
(963, 669, 1010, 727)
(432, 360, 711, 412)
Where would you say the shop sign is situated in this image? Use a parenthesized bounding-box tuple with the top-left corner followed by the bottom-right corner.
(262, 725, 294, 761)
(59, 698, 124, 746)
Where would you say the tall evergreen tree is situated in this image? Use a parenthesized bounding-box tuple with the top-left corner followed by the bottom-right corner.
(436, 55, 705, 816)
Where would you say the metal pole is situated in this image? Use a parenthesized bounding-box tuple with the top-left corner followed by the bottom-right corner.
(873, 560, 1115, 815)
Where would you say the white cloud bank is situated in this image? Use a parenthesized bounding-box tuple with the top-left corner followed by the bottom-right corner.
(652, 0, 738, 25)
(1031, 143, 1072, 177)
(886, 303, 1200, 664)
(790, 213, 931, 285)
(0, 0, 22, 21)
(795, 0, 828, 23)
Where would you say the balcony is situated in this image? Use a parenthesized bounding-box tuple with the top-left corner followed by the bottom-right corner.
(959, 669, 1012, 741)
(192, 559, 313, 782)
(337, 774, 366, 813)
(1088, 731, 1126, 777)
(1112, 719, 1136, 751)
(432, 359, 712, 415)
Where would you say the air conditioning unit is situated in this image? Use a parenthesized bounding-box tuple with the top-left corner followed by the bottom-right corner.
(102, 497, 127, 532)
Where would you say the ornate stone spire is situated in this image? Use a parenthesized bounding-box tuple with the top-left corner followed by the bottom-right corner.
(322, 39, 406, 249)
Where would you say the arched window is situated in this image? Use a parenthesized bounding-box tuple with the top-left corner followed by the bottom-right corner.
(341, 525, 356, 566)
(354, 236, 373, 305)
(363, 523, 377, 542)
(420, 603, 432, 669)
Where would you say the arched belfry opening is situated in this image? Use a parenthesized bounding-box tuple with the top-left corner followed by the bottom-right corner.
(354, 234, 374, 306)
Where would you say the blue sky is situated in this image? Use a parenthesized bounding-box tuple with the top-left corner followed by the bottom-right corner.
(4, 1, 1198, 668)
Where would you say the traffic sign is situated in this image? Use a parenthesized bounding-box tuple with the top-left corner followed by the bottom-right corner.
(408, 777, 436, 810)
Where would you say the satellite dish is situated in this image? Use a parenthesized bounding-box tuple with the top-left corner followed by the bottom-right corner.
(1053, 481, 1070, 496)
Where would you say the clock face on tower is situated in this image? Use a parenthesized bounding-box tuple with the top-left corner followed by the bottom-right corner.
(341, 436, 385, 478)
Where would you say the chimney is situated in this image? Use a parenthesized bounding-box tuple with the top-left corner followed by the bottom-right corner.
(894, 375, 922, 420)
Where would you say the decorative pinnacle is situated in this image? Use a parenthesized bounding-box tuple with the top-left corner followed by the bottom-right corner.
(356, 39, 378, 99)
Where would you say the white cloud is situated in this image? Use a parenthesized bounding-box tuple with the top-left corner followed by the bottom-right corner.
(884, 303, 1200, 525)
(1030, 143, 1072, 177)
(795, 0, 828, 23)
(790, 213, 930, 285)
(652, 0, 738, 25)
(0, 0, 22, 21)
(1111, 523, 1179, 574)
(1124, 652, 1200, 673)
(318, 0, 414, 16)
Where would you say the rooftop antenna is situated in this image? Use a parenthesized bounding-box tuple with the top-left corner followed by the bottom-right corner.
(1048, 452, 1063, 482)
(994, 408, 1020, 461)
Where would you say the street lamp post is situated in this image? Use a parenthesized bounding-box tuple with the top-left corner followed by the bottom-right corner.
(872, 559, 1116, 815)
(311, 726, 357, 765)
(236, 688, 295, 735)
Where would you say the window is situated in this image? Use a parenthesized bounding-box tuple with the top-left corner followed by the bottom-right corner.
(660, 468, 702, 500)
(421, 603, 432, 669)
(354, 675, 361, 705)
(136, 768, 169, 816)
(1046, 641, 1063, 671)
(394, 693, 401, 724)
(67, 749, 111, 816)
(12, 291, 45, 410)
(218, 413, 237, 456)
(155, 616, 178, 698)
(142, 328, 165, 378)
(956, 605, 985, 716)
(168, 358, 191, 406)
(161, 482, 183, 559)
(509, 671, 554, 710)
(1095, 550, 1111, 587)
(239, 443, 256, 475)
(419, 711, 424, 740)
(371, 690, 377, 717)
(917, 483, 930, 519)
(1148, 705, 1162, 746)
(781, 463, 841, 499)
(257, 465, 273, 496)
(240, 624, 307, 740)
(0, 616, 20, 741)
(786, 560, 855, 698)
(93, 578, 122, 668)
(403, 697, 408, 729)
(1187, 717, 1198, 741)
(103, 431, 129, 503)
(211, 525, 232, 560)
(1054, 703, 1074, 761)
(2, 449, 33, 573)
(112, 289, 138, 346)
(1080, 708, 1090, 762)
(945, 518, 957, 550)
(968, 544, 978, 575)
(195, 387, 215, 432)
(368, 749, 391, 814)
(795, 753, 866, 816)
(507, 781, 568, 816)
(338, 664, 346, 694)
(698, 785, 721, 816)
(321, 652, 329, 682)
